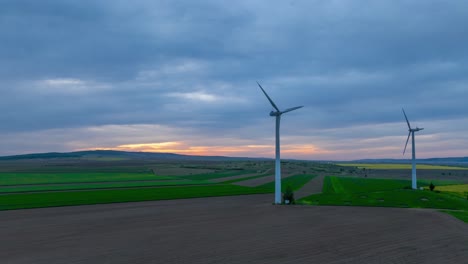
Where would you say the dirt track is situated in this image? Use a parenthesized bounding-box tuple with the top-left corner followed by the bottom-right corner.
(234, 173, 295, 187)
(1, 195, 467, 264)
(210, 172, 261, 183)
(294, 175, 325, 199)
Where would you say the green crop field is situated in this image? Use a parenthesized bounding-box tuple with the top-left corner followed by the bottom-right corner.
(0, 172, 174, 186)
(0, 184, 272, 210)
(338, 163, 468, 170)
(299, 176, 468, 222)
(0, 179, 213, 194)
(0, 172, 318, 210)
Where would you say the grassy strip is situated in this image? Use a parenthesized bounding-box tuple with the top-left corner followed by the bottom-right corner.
(418, 179, 461, 186)
(257, 174, 317, 191)
(179, 170, 256, 181)
(0, 184, 272, 210)
(299, 176, 468, 211)
(0, 172, 174, 186)
(322, 177, 459, 195)
(337, 163, 468, 170)
(324, 177, 410, 194)
(300, 190, 468, 210)
(441, 210, 468, 223)
(0, 180, 213, 194)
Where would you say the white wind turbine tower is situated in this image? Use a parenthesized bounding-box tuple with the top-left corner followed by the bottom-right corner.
(402, 108, 424, 190)
(257, 82, 303, 204)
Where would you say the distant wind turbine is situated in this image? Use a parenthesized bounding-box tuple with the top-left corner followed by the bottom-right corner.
(402, 108, 424, 190)
(258, 82, 303, 204)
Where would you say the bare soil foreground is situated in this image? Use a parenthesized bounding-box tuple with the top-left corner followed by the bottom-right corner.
(1, 195, 467, 264)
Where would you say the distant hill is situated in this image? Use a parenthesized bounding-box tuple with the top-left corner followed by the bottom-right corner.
(0, 150, 270, 162)
(1, 150, 467, 165)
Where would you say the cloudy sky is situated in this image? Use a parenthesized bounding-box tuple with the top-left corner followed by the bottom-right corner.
(1, 0, 467, 160)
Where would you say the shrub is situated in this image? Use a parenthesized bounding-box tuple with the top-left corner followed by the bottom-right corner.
(283, 185, 295, 204)
(429, 182, 435, 191)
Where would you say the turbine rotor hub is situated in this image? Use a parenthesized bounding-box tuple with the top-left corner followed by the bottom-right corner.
(270, 111, 281, 116)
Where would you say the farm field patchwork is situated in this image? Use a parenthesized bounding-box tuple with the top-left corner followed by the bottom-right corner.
(0, 179, 213, 194)
(338, 163, 468, 170)
(0, 173, 317, 210)
(0, 184, 269, 210)
(0, 172, 174, 185)
(178, 169, 257, 181)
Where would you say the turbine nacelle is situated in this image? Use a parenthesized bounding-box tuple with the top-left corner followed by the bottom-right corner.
(403, 108, 424, 132)
(257, 82, 303, 117)
(402, 108, 424, 155)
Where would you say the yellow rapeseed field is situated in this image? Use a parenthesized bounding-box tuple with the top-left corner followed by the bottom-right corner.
(434, 184, 468, 198)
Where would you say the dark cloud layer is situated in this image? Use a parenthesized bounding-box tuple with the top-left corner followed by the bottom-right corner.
(1, 0, 467, 158)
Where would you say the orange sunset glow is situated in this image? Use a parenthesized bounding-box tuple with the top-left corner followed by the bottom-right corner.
(85, 141, 328, 159)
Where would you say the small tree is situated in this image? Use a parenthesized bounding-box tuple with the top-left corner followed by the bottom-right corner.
(283, 185, 295, 204)
(429, 182, 435, 191)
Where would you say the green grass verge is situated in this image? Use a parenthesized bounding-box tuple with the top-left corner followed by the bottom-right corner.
(0, 172, 174, 186)
(300, 189, 468, 210)
(0, 184, 272, 210)
(322, 176, 410, 194)
(0, 179, 213, 194)
(418, 179, 461, 187)
(337, 163, 468, 170)
(299, 176, 468, 211)
(441, 210, 468, 223)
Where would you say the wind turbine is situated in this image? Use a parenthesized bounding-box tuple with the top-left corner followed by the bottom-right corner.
(402, 108, 424, 190)
(257, 82, 303, 204)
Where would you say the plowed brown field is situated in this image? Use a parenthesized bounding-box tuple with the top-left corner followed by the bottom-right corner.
(0, 194, 466, 264)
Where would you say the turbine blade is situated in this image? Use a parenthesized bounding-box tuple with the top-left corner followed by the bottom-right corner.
(281, 106, 303, 114)
(257, 82, 280, 112)
(403, 132, 411, 155)
(402, 108, 411, 129)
